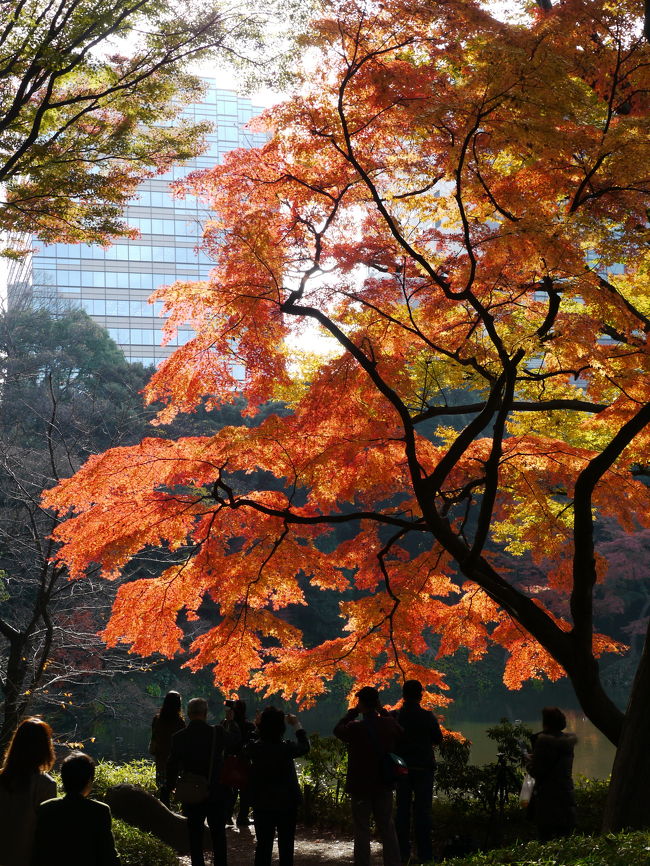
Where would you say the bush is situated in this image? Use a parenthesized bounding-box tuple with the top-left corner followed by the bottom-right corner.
(573, 776, 610, 835)
(298, 732, 347, 798)
(298, 733, 352, 830)
(436, 719, 531, 809)
(428, 771, 610, 856)
(113, 819, 177, 866)
(93, 758, 157, 799)
(440, 831, 650, 865)
(431, 796, 535, 857)
(436, 732, 475, 803)
(484, 719, 533, 767)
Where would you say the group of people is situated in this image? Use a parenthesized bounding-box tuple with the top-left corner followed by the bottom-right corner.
(144, 681, 444, 866)
(150, 694, 309, 866)
(0, 682, 578, 866)
(334, 684, 578, 865)
(150, 680, 578, 866)
(334, 680, 443, 866)
(144, 682, 442, 866)
(0, 718, 119, 865)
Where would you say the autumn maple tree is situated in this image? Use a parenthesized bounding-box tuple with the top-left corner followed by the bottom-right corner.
(45, 0, 650, 827)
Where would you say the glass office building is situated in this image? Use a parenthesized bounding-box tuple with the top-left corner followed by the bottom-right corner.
(8, 81, 268, 366)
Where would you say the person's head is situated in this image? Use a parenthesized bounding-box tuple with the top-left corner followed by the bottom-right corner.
(541, 706, 567, 733)
(187, 697, 208, 721)
(60, 751, 95, 796)
(402, 679, 424, 704)
(160, 690, 183, 721)
(257, 706, 286, 742)
(0, 717, 55, 788)
(356, 686, 381, 714)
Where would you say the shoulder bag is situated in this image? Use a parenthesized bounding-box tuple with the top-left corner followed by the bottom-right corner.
(219, 754, 250, 789)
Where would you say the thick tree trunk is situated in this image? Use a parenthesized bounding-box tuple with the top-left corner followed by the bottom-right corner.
(565, 651, 623, 746)
(602, 622, 650, 830)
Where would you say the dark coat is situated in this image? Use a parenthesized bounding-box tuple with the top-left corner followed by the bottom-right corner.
(393, 702, 443, 771)
(31, 794, 120, 866)
(150, 713, 185, 761)
(232, 718, 257, 754)
(334, 710, 402, 797)
(529, 731, 577, 832)
(166, 718, 240, 798)
(0, 772, 57, 866)
(245, 728, 309, 811)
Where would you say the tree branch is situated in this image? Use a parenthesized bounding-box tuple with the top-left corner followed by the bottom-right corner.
(213, 491, 427, 532)
(469, 351, 524, 562)
(571, 401, 650, 651)
(411, 398, 607, 425)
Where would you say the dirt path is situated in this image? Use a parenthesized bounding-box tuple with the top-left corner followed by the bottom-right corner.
(178, 824, 384, 865)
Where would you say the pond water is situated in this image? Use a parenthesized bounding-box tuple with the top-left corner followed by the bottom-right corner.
(449, 709, 616, 779)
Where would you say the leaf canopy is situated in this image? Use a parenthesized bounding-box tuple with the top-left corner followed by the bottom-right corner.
(45, 0, 650, 717)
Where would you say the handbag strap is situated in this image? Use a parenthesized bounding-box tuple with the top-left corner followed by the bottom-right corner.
(208, 725, 218, 783)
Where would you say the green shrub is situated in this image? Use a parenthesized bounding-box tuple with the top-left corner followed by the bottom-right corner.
(298, 733, 352, 830)
(439, 831, 650, 865)
(93, 758, 157, 799)
(573, 776, 610, 834)
(113, 819, 177, 866)
(430, 796, 535, 856)
(427, 775, 609, 856)
(298, 733, 347, 799)
(436, 732, 475, 803)
(436, 720, 530, 811)
(484, 719, 533, 767)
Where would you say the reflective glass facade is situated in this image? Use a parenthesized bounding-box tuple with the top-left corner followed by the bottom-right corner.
(9, 81, 267, 366)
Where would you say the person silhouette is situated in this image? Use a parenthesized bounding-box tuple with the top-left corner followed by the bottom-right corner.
(528, 706, 577, 842)
(31, 751, 120, 865)
(393, 679, 443, 864)
(0, 717, 57, 866)
(245, 707, 309, 866)
(222, 698, 257, 827)
(164, 697, 240, 866)
(149, 690, 185, 804)
(334, 687, 402, 866)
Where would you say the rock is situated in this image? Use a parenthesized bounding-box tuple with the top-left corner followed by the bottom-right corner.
(105, 784, 210, 853)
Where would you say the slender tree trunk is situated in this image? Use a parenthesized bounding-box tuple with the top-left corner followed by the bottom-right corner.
(602, 621, 650, 830)
(0, 700, 22, 757)
(0, 635, 30, 755)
